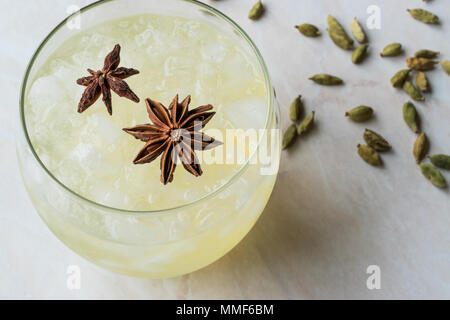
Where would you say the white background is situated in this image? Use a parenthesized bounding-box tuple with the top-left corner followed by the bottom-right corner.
(0, 0, 449, 299)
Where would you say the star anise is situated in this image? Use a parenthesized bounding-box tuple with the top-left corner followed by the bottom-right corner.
(76, 44, 140, 115)
(123, 95, 222, 184)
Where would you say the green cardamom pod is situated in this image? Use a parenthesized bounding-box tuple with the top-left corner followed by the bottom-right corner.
(403, 81, 424, 101)
(413, 132, 429, 164)
(407, 8, 439, 24)
(345, 106, 373, 122)
(420, 163, 447, 188)
(357, 144, 382, 166)
(380, 43, 402, 57)
(248, 1, 264, 21)
(350, 17, 367, 43)
(295, 24, 321, 37)
(428, 154, 450, 170)
(363, 129, 392, 152)
(441, 60, 450, 75)
(309, 74, 343, 85)
(327, 15, 354, 50)
(289, 95, 303, 121)
(415, 49, 440, 59)
(403, 101, 420, 133)
(297, 111, 315, 136)
(282, 124, 297, 150)
(407, 57, 438, 71)
(390, 69, 411, 88)
(415, 72, 430, 92)
(352, 44, 369, 64)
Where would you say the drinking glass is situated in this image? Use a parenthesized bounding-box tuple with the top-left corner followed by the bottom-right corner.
(17, 0, 280, 278)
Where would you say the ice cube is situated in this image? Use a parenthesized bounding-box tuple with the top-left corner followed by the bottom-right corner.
(49, 59, 79, 94)
(183, 189, 203, 202)
(68, 142, 121, 180)
(201, 42, 226, 62)
(119, 21, 130, 28)
(89, 182, 130, 209)
(71, 50, 91, 67)
(57, 157, 85, 187)
(233, 177, 251, 211)
(71, 143, 103, 168)
(84, 113, 122, 146)
(135, 25, 167, 48)
(174, 20, 201, 39)
(135, 28, 153, 47)
(50, 59, 76, 79)
(223, 50, 253, 75)
(224, 98, 267, 130)
(164, 56, 177, 76)
(28, 76, 66, 117)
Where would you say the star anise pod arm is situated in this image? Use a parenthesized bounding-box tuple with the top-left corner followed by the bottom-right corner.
(122, 124, 168, 142)
(132, 137, 169, 165)
(160, 143, 177, 184)
(178, 141, 203, 177)
(145, 98, 173, 129)
(76, 75, 94, 86)
(107, 75, 140, 103)
(169, 94, 190, 126)
(103, 44, 121, 72)
(190, 132, 223, 150)
(99, 76, 112, 115)
(78, 79, 101, 113)
(110, 67, 140, 79)
(180, 105, 215, 130)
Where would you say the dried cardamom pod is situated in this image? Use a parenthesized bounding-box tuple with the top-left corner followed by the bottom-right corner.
(297, 111, 315, 136)
(352, 44, 369, 64)
(345, 106, 373, 122)
(295, 24, 321, 37)
(413, 133, 429, 164)
(390, 69, 411, 88)
(407, 8, 439, 24)
(380, 43, 402, 57)
(357, 144, 382, 166)
(327, 15, 354, 50)
(363, 129, 392, 152)
(416, 72, 430, 92)
(289, 95, 303, 121)
(407, 57, 438, 71)
(403, 81, 424, 101)
(403, 101, 420, 133)
(420, 163, 447, 188)
(309, 74, 343, 85)
(428, 154, 450, 170)
(282, 124, 297, 150)
(415, 49, 440, 59)
(248, 1, 264, 20)
(441, 60, 450, 75)
(350, 18, 367, 43)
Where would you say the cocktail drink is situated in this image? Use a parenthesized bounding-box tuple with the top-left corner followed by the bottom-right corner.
(17, 0, 280, 277)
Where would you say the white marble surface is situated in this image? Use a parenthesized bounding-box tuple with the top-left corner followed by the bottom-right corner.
(1, 0, 449, 299)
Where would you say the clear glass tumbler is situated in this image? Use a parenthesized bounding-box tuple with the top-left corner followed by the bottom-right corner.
(17, 0, 280, 278)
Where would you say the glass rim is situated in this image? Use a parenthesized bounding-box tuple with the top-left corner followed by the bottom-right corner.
(19, 0, 275, 216)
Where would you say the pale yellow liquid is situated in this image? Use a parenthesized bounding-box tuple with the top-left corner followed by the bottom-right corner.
(22, 14, 279, 277)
